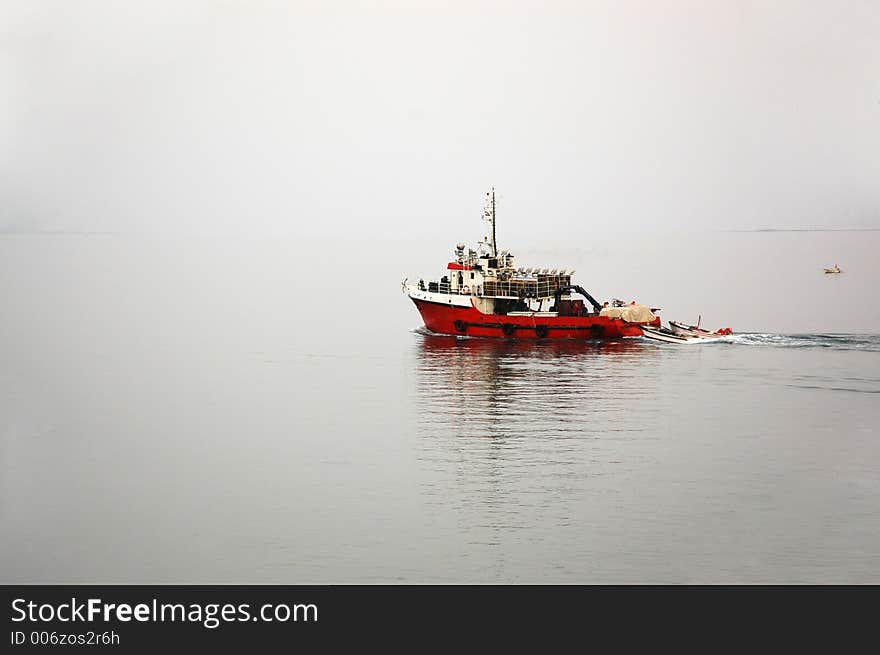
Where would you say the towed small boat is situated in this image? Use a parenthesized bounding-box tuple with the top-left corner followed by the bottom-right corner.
(668, 319, 732, 339)
(824, 265, 841, 274)
(640, 325, 694, 344)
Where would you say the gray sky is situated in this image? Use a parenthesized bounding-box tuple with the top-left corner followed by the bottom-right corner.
(2, 1, 878, 238)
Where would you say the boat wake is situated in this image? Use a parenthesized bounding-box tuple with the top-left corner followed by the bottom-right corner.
(716, 333, 880, 352)
(412, 326, 476, 340)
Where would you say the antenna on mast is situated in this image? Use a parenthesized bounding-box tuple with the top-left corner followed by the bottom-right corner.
(482, 187, 497, 257)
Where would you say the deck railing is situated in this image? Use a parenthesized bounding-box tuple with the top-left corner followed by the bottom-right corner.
(423, 275, 571, 298)
(483, 276, 571, 298)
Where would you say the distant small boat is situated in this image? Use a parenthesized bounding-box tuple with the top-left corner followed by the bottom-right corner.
(669, 320, 732, 339)
(824, 265, 841, 274)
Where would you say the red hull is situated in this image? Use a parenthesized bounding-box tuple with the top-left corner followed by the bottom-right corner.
(412, 297, 658, 339)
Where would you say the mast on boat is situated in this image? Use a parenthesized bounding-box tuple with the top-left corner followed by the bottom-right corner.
(483, 187, 497, 257)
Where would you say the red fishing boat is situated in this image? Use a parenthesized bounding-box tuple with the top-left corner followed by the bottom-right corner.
(402, 189, 661, 339)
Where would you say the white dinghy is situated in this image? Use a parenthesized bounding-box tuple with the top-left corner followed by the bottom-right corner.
(669, 319, 732, 339)
(640, 325, 694, 344)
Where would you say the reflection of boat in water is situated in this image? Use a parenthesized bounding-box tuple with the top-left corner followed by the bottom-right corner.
(402, 189, 660, 340)
(410, 329, 665, 551)
(412, 330, 661, 436)
(824, 264, 841, 274)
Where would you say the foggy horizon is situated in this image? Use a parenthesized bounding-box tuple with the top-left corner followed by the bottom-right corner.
(2, 1, 879, 240)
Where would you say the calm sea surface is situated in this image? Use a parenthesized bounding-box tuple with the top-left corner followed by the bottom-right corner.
(2, 231, 879, 582)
